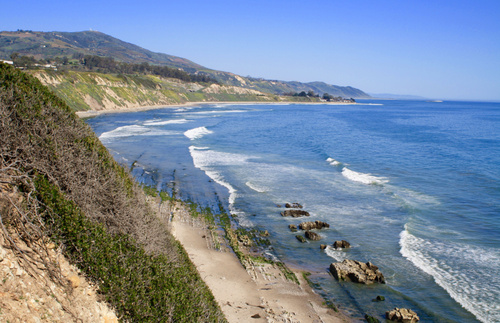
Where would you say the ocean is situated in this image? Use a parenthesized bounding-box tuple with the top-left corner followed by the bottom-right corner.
(86, 100, 500, 322)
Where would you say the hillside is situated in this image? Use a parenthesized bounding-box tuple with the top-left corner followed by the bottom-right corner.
(29, 69, 290, 112)
(0, 62, 226, 322)
(1, 30, 370, 99)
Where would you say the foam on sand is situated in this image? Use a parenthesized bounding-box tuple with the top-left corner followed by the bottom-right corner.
(400, 225, 500, 323)
(184, 127, 213, 140)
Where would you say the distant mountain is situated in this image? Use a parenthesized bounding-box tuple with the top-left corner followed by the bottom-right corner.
(369, 93, 428, 100)
(0, 30, 370, 98)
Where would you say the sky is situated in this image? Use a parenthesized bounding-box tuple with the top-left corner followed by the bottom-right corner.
(2, 0, 500, 101)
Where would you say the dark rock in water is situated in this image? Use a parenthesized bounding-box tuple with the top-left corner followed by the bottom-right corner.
(298, 221, 330, 230)
(329, 259, 385, 284)
(365, 314, 380, 323)
(320, 244, 327, 250)
(281, 209, 310, 217)
(333, 240, 351, 249)
(260, 230, 269, 237)
(296, 235, 307, 243)
(386, 308, 419, 322)
(288, 224, 298, 232)
(276, 204, 282, 208)
(305, 231, 321, 241)
(285, 202, 303, 209)
(373, 295, 385, 302)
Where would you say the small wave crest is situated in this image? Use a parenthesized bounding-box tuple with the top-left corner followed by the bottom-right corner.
(326, 157, 342, 167)
(342, 167, 388, 185)
(184, 127, 213, 140)
(99, 125, 179, 141)
(400, 226, 500, 322)
(143, 119, 189, 126)
(245, 181, 268, 193)
(189, 146, 249, 207)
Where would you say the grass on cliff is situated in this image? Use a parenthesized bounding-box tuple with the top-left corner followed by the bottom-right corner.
(0, 62, 226, 322)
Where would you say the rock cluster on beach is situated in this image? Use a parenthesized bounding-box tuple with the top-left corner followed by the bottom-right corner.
(386, 308, 420, 322)
(298, 221, 330, 230)
(329, 259, 386, 284)
(333, 240, 351, 249)
(278, 202, 419, 321)
(281, 209, 310, 217)
(280, 202, 310, 217)
(305, 231, 321, 241)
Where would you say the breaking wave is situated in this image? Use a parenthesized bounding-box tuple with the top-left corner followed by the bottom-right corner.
(245, 181, 268, 193)
(400, 225, 500, 323)
(326, 157, 342, 167)
(341, 167, 388, 185)
(184, 127, 213, 140)
(99, 125, 180, 141)
(143, 119, 190, 126)
(189, 146, 252, 207)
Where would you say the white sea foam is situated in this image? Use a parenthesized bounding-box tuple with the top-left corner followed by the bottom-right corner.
(400, 225, 500, 323)
(184, 110, 248, 115)
(184, 127, 213, 140)
(245, 181, 268, 193)
(326, 157, 341, 166)
(143, 119, 190, 126)
(189, 146, 252, 207)
(342, 167, 388, 185)
(324, 246, 349, 262)
(99, 125, 180, 141)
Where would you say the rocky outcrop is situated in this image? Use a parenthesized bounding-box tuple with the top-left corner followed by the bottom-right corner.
(296, 235, 307, 243)
(298, 221, 330, 230)
(305, 231, 321, 241)
(386, 308, 419, 322)
(333, 240, 351, 249)
(288, 224, 298, 232)
(329, 259, 385, 284)
(285, 203, 303, 209)
(281, 210, 310, 217)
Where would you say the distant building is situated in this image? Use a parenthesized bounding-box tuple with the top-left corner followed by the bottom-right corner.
(0, 60, 14, 65)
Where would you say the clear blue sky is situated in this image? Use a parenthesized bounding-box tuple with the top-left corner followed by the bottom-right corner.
(3, 0, 500, 101)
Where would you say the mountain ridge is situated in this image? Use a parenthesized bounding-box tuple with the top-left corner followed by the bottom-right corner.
(0, 30, 370, 99)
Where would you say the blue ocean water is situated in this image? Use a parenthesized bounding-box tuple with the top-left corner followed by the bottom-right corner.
(86, 100, 500, 322)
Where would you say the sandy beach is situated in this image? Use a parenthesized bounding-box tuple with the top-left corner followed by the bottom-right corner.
(80, 101, 356, 322)
(75, 101, 356, 118)
(161, 199, 350, 323)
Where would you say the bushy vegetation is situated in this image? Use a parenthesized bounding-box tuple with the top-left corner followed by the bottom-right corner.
(0, 63, 226, 322)
(10, 52, 217, 84)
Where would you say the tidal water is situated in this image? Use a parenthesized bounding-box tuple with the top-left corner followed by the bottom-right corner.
(86, 100, 500, 322)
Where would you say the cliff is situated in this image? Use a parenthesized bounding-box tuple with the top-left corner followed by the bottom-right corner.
(0, 62, 226, 322)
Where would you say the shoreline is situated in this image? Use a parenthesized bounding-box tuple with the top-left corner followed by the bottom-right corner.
(165, 199, 351, 323)
(81, 101, 356, 321)
(75, 100, 358, 118)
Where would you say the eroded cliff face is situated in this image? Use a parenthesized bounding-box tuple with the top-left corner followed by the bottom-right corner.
(0, 182, 118, 323)
(30, 70, 278, 112)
